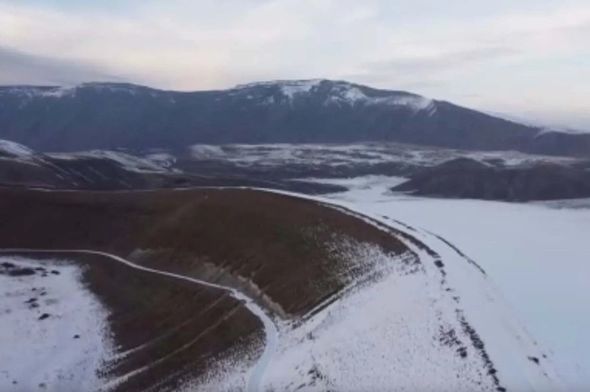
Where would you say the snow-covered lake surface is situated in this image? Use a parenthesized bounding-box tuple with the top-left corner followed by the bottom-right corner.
(303, 175, 590, 389)
(0, 257, 113, 391)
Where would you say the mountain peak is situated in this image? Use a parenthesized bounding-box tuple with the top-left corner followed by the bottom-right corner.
(233, 78, 326, 89)
(231, 79, 435, 112)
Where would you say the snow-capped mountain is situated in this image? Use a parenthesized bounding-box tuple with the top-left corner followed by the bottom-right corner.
(1, 80, 588, 156)
(0, 139, 34, 158)
(231, 79, 436, 113)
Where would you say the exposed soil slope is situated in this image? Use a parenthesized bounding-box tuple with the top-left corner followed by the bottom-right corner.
(0, 187, 411, 389)
(0, 188, 407, 315)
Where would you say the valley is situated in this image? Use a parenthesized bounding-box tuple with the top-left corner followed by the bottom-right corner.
(0, 80, 588, 391)
(3, 0, 589, 389)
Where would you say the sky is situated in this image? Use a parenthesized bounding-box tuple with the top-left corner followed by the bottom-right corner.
(1, 0, 589, 130)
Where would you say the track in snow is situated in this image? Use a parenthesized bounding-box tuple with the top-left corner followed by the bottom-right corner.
(0, 249, 278, 392)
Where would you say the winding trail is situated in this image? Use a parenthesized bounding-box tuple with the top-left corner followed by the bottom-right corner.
(0, 248, 279, 392)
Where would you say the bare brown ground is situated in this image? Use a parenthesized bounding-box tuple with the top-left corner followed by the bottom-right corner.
(0, 188, 409, 389)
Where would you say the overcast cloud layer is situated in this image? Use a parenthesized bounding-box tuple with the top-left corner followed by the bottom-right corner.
(1, 0, 588, 129)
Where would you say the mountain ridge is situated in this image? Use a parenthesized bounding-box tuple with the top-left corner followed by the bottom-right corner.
(0, 79, 588, 157)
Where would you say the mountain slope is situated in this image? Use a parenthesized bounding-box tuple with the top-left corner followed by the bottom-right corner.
(1, 80, 588, 156)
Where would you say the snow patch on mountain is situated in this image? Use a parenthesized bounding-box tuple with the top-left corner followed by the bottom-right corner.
(235, 79, 322, 92)
(189, 145, 228, 159)
(0, 83, 159, 103)
(144, 152, 177, 168)
(0, 140, 34, 157)
(280, 80, 321, 99)
(38, 86, 77, 98)
(0, 86, 77, 99)
(535, 127, 590, 136)
(326, 83, 435, 112)
(280, 80, 322, 99)
(47, 150, 175, 173)
(231, 80, 436, 112)
(77, 83, 152, 96)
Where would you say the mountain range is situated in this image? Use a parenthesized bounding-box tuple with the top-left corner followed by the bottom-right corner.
(1, 79, 588, 391)
(1, 79, 588, 156)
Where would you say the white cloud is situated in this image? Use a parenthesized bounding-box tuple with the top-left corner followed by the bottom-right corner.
(0, 0, 588, 128)
(0, 46, 120, 85)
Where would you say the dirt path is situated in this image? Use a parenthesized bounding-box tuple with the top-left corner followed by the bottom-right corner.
(0, 248, 279, 392)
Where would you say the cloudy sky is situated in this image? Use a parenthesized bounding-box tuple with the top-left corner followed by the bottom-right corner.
(1, 0, 589, 129)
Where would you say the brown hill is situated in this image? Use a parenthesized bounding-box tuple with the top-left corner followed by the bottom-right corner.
(0, 187, 412, 390)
